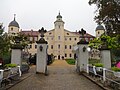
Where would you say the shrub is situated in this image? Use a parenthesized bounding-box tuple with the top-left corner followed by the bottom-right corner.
(89, 59, 100, 64)
(111, 67, 120, 72)
(5, 63, 17, 68)
(94, 63, 103, 67)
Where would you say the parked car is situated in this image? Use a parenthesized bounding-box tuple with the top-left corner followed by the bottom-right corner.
(29, 54, 36, 65)
(47, 55, 53, 65)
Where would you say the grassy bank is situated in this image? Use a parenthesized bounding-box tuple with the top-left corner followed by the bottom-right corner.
(65, 58, 75, 65)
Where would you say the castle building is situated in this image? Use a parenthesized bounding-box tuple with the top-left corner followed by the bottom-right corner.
(8, 13, 95, 59)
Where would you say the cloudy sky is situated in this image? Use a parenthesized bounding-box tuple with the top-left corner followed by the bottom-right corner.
(0, 0, 97, 35)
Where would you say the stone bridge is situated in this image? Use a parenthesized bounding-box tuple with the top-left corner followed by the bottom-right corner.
(9, 60, 103, 90)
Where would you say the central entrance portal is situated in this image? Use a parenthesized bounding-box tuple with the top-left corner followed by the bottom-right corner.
(58, 55, 60, 59)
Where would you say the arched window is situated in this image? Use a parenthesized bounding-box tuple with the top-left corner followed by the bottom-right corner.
(65, 53, 67, 57)
(65, 45, 67, 49)
(69, 45, 71, 49)
(58, 44, 60, 49)
(74, 38, 77, 41)
(58, 36, 60, 40)
(11, 27, 13, 31)
(98, 31, 100, 34)
(51, 45, 53, 49)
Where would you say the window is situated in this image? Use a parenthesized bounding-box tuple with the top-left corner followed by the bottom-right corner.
(69, 54, 72, 57)
(58, 44, 60, 49)
(65, 45, 67, 49)
(34, 37, 38, 41)
(51, 45, 53, 49)
(58, 25, 60, 28)
(74, 38, 77, 41)
(11, 27, 13, 31)
(69, 38, 71, 40)
(67, 33, 69, 35)
(35, 45, 37, 49)
(65, 53, 67, 57)
(51, 37, 53, 40)
(30, 45, 32, 48)
(30, 37, 33, 41)
(90, 38, 93, 40)
(69, 45, 71, 49)
(85, 38, 88, 42)
(58, 36, 60, 40)
(49, 32, 52, 35)
(65, 38, 67, 41)
(98, 31, 100, 34)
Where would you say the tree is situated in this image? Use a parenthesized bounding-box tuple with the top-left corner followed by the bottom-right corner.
(0, 24, 11, 57)
(89, 34, 120, 49)
(89, 38, 102, 49)
(89, 0, 120, 36)
(11, 33, 29, 49)
(0, 24, 11, 64)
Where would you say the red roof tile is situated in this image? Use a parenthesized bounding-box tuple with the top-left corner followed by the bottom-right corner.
(20, 31, 39, 37)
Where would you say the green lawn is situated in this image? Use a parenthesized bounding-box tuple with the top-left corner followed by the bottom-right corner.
(65, 58, 75, 65)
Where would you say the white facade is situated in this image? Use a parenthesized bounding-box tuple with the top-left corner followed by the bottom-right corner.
(44, 13, 80, 59)
(9, 13, 95, 60)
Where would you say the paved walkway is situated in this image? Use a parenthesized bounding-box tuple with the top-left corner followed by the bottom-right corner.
(9, 60, 103, 90)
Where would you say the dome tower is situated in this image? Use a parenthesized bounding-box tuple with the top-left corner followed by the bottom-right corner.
(8, 14, 20, 36)
(96, 24, 105, 38)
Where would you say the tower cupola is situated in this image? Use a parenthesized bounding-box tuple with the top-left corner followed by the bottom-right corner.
(56, 12, 62, 19)
(8, 14, 20, 36)
(96, 24, 105, 38)
(8, 14, 19, 28)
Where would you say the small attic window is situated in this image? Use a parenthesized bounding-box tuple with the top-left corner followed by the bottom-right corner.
(11, 27, 13, 31)
(67, 33, 69, 35)
(98, 31, 100, 34)
(49, 32, 52, 35)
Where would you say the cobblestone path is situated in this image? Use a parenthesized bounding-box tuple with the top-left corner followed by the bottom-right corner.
(9, 60, 103, 90)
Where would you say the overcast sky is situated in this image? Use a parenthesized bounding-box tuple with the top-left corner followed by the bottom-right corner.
(0, 0, 97, 35)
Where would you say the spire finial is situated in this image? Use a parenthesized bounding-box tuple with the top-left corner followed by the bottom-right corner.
(59, 11, 60, 15)
(14, 14, 16, 21)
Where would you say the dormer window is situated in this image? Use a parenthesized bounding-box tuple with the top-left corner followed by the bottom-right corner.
(49, 32, 52, 35)
(67, 33, 69, 35)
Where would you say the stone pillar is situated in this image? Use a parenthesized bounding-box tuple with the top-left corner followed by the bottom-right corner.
(77, 44, 89, 72)
(36, 44, 48, 74)
(11, 49, 22, 66)
(36, 27, 48, 74)
(100, 49, 111, 69)
(11, 36, 23, 66)
(99, 36, 111, 69)
(76, 28, 89, 73)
